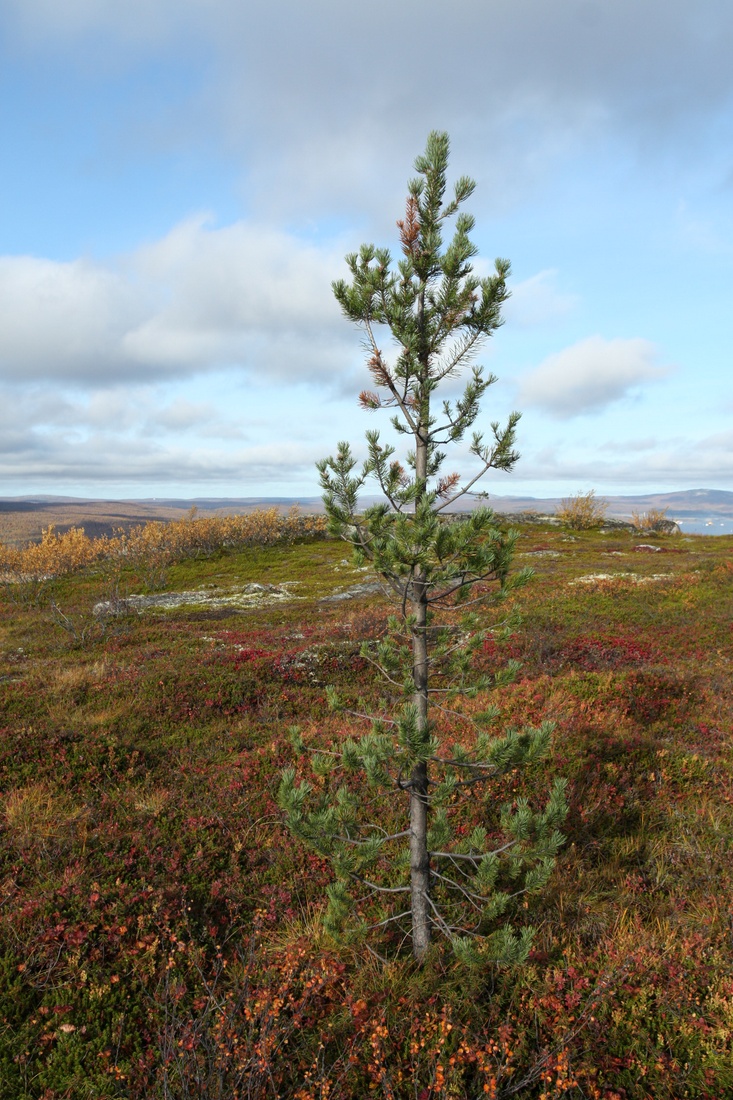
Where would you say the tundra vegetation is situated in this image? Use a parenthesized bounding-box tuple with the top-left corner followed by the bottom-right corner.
(1, 503, 732, 1098)
(279, 131, 567, 965)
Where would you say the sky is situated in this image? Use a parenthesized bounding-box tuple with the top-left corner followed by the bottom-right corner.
(1, 0, 732, 501)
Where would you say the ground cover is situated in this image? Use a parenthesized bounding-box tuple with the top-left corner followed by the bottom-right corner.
(0, 518, 732, 1098)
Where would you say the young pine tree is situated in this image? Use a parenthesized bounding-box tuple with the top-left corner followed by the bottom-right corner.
(279, 132, 566, 964)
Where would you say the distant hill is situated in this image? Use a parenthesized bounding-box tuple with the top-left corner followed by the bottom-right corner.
(2, 489, 733, 544)
(486, 488, 733, 521)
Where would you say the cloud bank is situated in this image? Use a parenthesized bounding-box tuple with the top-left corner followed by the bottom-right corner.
(4, 1, 733, 220)
(0, 217, 350, 386)
(0, 383, 324, 488)
(518, 429, 733, 488)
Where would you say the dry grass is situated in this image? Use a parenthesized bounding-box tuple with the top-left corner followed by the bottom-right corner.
(53, 661, 112, 690)
(556, 490, 608, 529)
(132, 788, 171, 816)
(631, 506, 671, 531)
(4, 783, 86, 852)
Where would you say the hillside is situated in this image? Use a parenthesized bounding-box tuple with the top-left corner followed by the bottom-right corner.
(0, 515, 732, 1098)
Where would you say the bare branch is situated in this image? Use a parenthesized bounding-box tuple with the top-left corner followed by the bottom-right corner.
(351, 875, 411, 895)
(366, 910, 412, 930)
(431, 839, 516, 861)
(429, 868, 495, 910)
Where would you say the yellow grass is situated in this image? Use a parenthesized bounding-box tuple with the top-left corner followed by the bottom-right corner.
(5, 783, 86, 851)
(132, 788, 170, 816)
(556, 490, 608, 529)
(0, 507, 328, 591)
(631, 506, 670, 531)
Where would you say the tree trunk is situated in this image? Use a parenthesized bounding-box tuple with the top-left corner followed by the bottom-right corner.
(410, 584, 430, 960)
(410, 419, 431, 961)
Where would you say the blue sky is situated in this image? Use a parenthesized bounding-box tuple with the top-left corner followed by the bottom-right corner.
(1, 0, 732, 500)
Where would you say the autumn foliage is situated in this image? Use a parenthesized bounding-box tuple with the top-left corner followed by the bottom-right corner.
(0, 507, 327, 603)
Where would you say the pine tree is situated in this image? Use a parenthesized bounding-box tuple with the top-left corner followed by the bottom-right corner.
(279, 132, 566, 964)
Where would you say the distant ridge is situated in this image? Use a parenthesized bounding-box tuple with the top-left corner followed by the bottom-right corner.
(485, 489, 733, 520)
(2, 489, 733, 517)
(1, 489, 733, 543)
(4, 488, 730, 512)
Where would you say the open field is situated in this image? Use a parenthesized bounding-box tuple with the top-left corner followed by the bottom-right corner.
(1, 515, 732, 1097)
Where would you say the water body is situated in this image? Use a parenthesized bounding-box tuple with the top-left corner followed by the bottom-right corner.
(671, 516, 733, 535)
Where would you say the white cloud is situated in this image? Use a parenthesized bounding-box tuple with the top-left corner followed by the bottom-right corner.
(0, 217, 352, 386)
(517, 336, 670, 418)
(123, 216, 349, 379)
(0, 372, 342, 492)
(0, 381, 255, 451)
(0, 257, 143, 383)
(0, 392, 323, 486)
